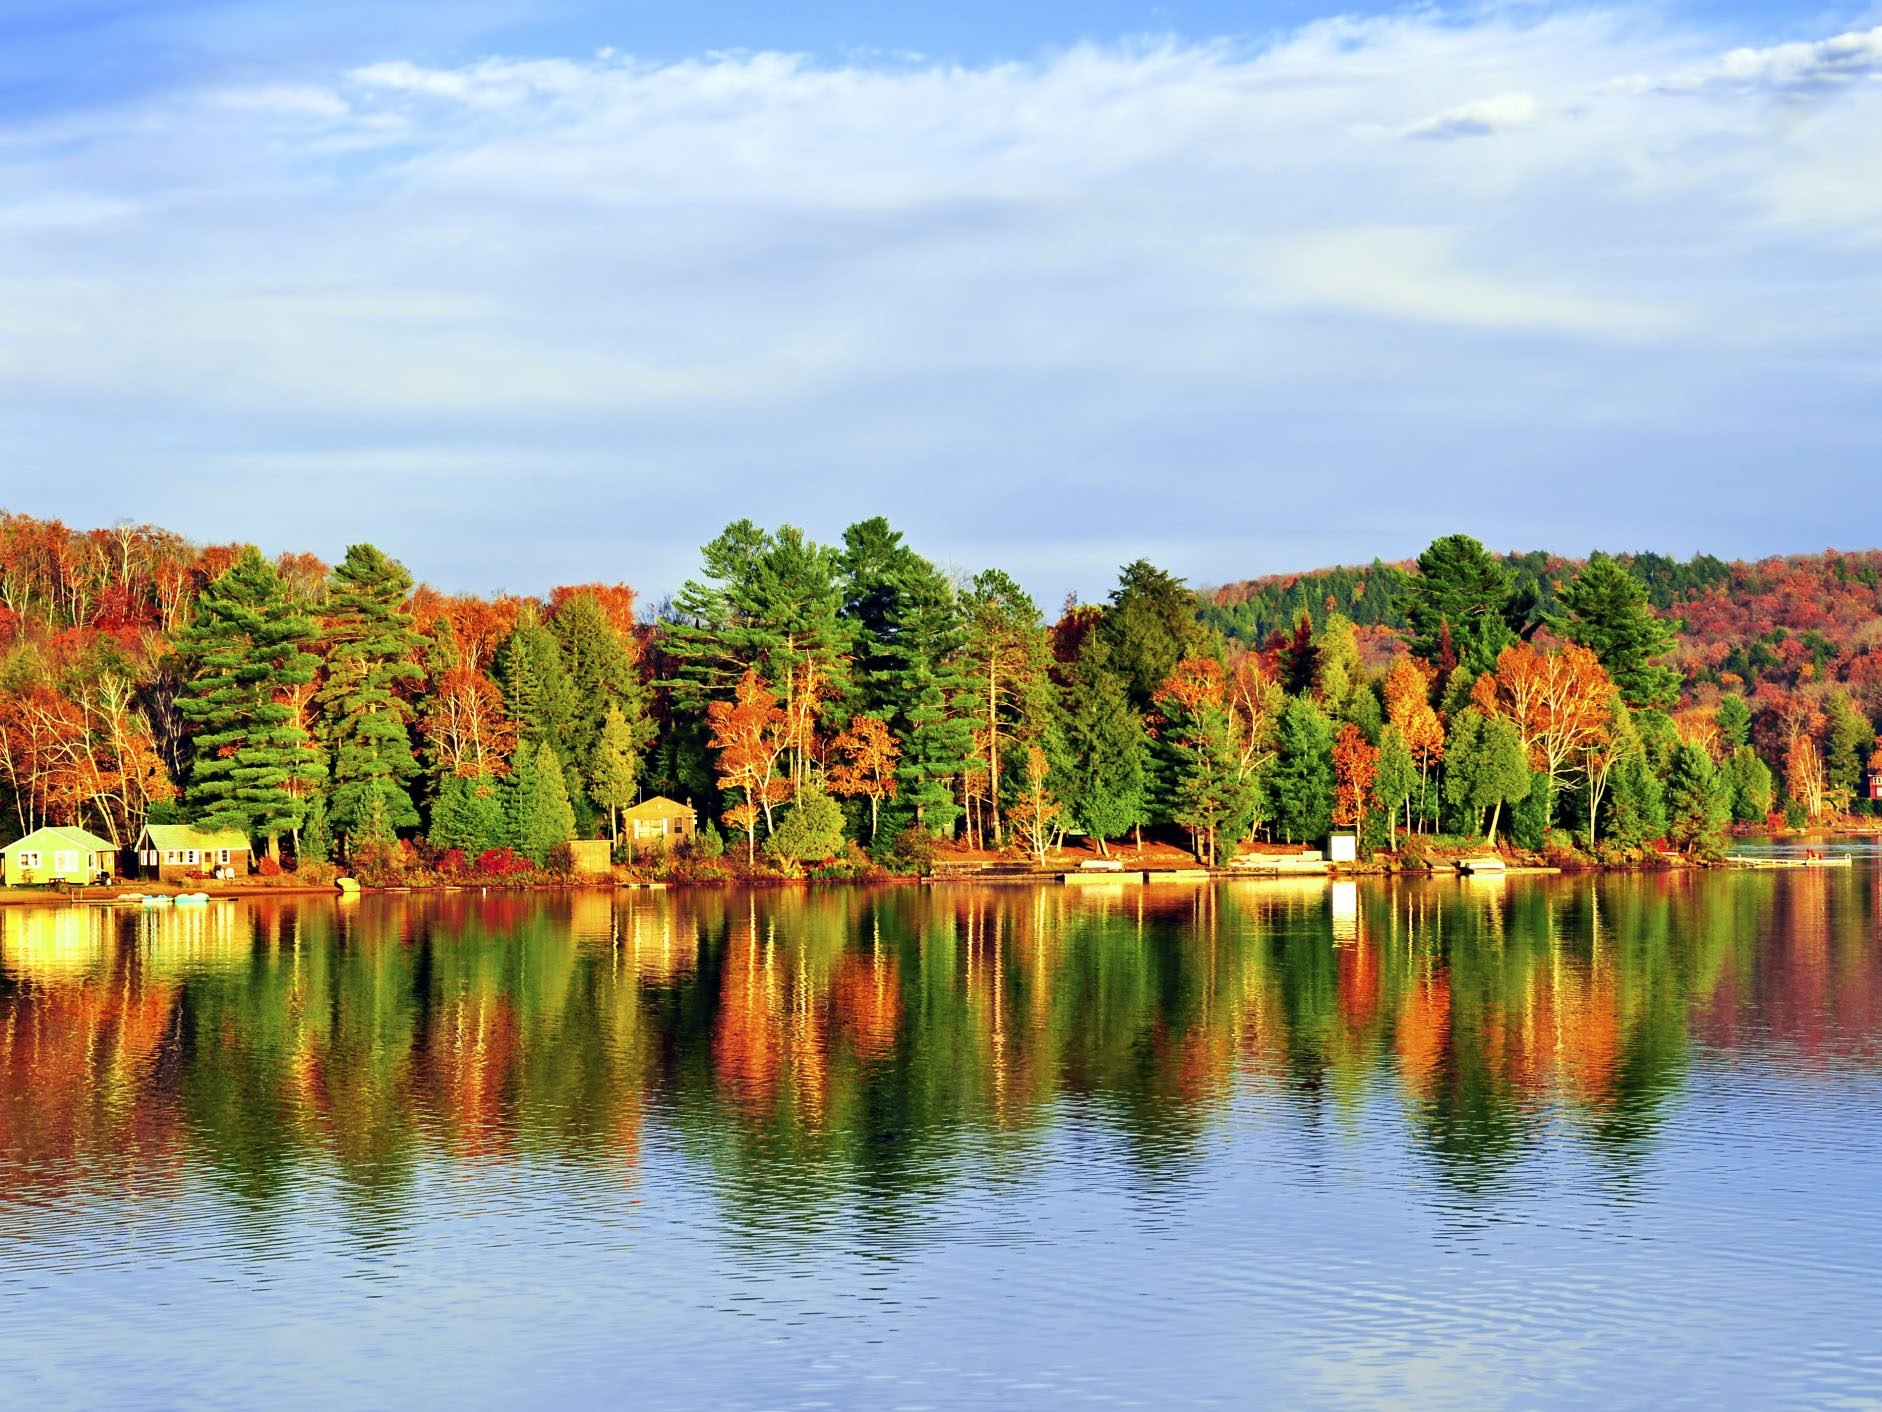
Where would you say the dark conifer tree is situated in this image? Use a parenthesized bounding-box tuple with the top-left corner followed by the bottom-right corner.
(317, 543, 425, 843)
(176, 546, 324, 859)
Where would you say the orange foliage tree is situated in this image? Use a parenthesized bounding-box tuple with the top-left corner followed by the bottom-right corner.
(1004, 745, 1063, 867)
(1331, 722, 1378, 834)
(1477, 642, 1614, 792)
(826, 715, 900, 841)
(1382, 654, 1444, 826)
(707, 669, 792, 860)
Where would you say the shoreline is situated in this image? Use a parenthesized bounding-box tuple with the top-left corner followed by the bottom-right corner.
(3, 846, 1865, 908)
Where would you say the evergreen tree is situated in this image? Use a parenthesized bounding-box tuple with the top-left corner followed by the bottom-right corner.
(316, 543, 425, 840)
(1724, 745, 1774, 824)
(176, 546, 324, 858)
(1097, 560, 1216, 712)
(887, 567, 973, 836)
(430, 773, 508, 856)
(1823, 691, 1873, 808)
(838, 516, 933, 716)
(1555, 554, 1680, 709)
(1605, 752, 1667, 848)
(496, 619, 578, 758)
(550, 592, 648, 788)
(1269, 697, 1335, 845)
(1714, 694, 1753, 751)
(1401, 535, 1521, 678)
(508, 742, 576, 864)
(1664, 742, 1731, 857)
(589, 704, 641, 842)
(1443, 708, 1531, 842)
(1055, 635, 1147, 853)
(664, 520, 854, 731)
(1157, 691, 1261, 865)
(299, 792, 332, 865)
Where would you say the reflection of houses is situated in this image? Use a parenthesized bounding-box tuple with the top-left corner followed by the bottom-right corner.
(621, 797, 696, 844)
(2, 826, 119, 886)
(134, 823, 252, 881)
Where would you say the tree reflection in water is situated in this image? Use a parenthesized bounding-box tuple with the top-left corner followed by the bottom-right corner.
(2, 869, 1877, 1225)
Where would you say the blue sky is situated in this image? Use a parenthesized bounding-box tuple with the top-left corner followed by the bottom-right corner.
(3, 0, 1880, 603)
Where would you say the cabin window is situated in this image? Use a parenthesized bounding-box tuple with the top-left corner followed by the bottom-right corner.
(163, 850, 177, 864)
(55, 851, 78, 873)
(218, 849, 231, 865)
(184, 849, 198, 865)
(17, 851, 40, 869)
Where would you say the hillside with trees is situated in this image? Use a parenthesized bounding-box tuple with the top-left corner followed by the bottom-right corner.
(1, 509, 1877, 883)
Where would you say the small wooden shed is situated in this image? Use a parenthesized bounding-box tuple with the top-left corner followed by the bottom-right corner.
(2, 826, 120, 886)
(566, 840, 613, 876)
(135, 823, 252, 881)
(621, 796, 696, 843)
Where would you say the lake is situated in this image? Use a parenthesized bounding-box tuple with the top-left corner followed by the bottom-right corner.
(3, 866, 1880, 1409)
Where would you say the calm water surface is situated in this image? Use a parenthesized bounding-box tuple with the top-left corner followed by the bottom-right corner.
(3, 865, 1881, 1409)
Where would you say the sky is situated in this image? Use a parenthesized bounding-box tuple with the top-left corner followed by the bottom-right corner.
(2, 0, 1880, 607)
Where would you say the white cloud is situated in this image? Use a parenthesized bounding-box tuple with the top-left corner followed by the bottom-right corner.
(1615, 22, 1882, 96)
(1402, 91, 1541, 139)
(0, 9, 1879, 592)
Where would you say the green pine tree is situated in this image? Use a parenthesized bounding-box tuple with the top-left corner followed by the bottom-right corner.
(176, 545, 325, 859)
(1268, 697, 1335, 845)
(496, 619, 579, 759)
(1400, 535, 1521, 678)
(316, 543, 425, 840)
(1096, 560, 1218, 713)
(1724, 745, 1774, 824)
(550, 593, 649, 800)
(1664, 743, 1731, 858)
(1554, 555, 1680, 709)
(430, 773, 509, 856)
(299, 792, 332, 865)
(1714, 694, 1753, 751)
(887, 568, 973, 836)
(589, 704, 641, 842)
(509, 742, 576, 864)
(1605, 752, 1667, 849)
(1055, 635, 1148, 854)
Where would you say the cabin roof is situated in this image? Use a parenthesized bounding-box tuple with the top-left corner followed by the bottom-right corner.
(138, 823, 251, 852)
(621, 796, 695, 819)
(3, 825, 117, 855)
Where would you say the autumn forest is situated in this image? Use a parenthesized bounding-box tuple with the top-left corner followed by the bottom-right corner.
(2, 510, 1878, 883)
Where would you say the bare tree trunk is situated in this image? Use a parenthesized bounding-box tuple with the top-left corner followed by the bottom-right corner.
(986, 658, 1002, 846)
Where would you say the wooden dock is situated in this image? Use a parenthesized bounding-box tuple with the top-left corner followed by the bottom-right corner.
(1725, 855, 1853, 870)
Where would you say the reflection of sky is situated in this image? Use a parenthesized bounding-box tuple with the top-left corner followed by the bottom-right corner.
(4, 874, 1882, 1405)
(3, 2, 1881, 600)
(4, 1079, 1878, 1408)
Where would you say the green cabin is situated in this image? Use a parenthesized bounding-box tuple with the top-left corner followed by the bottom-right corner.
(2, 826, 120, 887)
(134, 823, 253, 882)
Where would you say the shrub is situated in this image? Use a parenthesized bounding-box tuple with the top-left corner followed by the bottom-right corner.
(473, 847, 534, 880)
(764, 786, 847, 863)
(545, 842, 575, 877)
(889, 825, 939, 875)
(436, 847, 469, 877)
(256, 855, 282, 878)
(295, 859, 340, 886)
